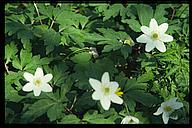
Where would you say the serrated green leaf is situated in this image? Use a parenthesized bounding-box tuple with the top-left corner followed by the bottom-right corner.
(136, 4, 153, 26)
(103, 4, 124, 21)
(21, 99, 56, 123)
(126, 19, 141, 32)
(12, 57, 22, 70)
(83, 110, 115, 124)
(124, 78, 147, 92)
(71, 52, 91, 64)
(20, 49, 32, 68)
(123, 96, 136, 112)
(5, 42, 18, 64)
(74, 92, 97, 113)
(59, 114, 81, 124)
(47, 103, 64, 121)
(154, 4, 170, 24)
(137, 71, 154, 83)
(120, 45, 132, 59)
(126, 90, 160, 107)
(42, 28, 61, 54)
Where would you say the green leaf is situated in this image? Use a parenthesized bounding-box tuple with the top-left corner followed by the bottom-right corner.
(120, 45, 132, 59)
(5, 42, 18, 64)
(123, 96, 136, 112)
(124, 78, 147, 92)
(71, 52, 91, 64)
(20, 49, 32, 68)
(83, 110, 115, 124)
(24, 55, 52, 71)
(125, 19, 141, 32)
(12, 57, 22, 70)
(125, 90, 160, 107)
(103, 4, 124, 21)
(42, 28, 61, 54)
(21, 99, 56, 123)
(74, 92, 97, 113)
(47, 103, 64, 122)
(59, 114, 81, 124)
(154, 4, 170, 24)
(137, 71, 154, 83)
(136, 4, 153, 26)
(102, 44, 122, 53)
(5, 72, 24, 102)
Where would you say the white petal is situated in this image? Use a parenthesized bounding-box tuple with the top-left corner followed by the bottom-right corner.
(89, 78, 101, 91)
(160, 34, 173, 42)
(23, 72, 34, 82)
(110, 94, 123, 104)
(101, 72, 110, 84)
(159, 23, 168, 34)
(100, 97, 111, 110)
(131, 116, 139, 124)
(22, 83, 34, 92)
(153, 107, 163, 115)
(136, 34, 149, 43)
(141, 26, 151, 35)
(43, 74, 53, 83)
(41, 84, 52, 92)
(121, 118, 128, 124)
(170, 115, 178, 120)
(92, 91, 102, 100)
(35, 67, 44, 77)
(150, 18, 158, 30)
(155, 41, 166, 52)
(33, 87, 41, 96)
(162, 112, 170, 124)
(166, 97, 177, 106)
(172, 102, 183, 110)
(145, 42, 155, 52)
(109, 82, 119, 93)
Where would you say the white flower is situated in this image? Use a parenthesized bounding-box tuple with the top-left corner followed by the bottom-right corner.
(22, 67, 53, 96)
(136, 18, 173, 52)
(89, 47, 99, 58)
(153, 97, 183, 124)
(121, 115, 139, 124)
(89, 72, 123, 110)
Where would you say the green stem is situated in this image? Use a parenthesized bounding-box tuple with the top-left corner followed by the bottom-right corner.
(5, 64, 10, 75)
(124, 102, 129, 115)
(49, 19, 55, 29)
(33, 2, 42, 25)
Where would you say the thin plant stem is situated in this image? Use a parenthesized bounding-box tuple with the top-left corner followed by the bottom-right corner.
(33, 2, 42, 25)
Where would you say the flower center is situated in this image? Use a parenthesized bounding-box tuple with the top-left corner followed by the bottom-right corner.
(104, 87, 110, 95)
(151, 32, 159, 40)
(164, 106, 172, 112)
(115, 87, 123, 97)
(101, 85, 110, 95)
(33, 79, 42, 87)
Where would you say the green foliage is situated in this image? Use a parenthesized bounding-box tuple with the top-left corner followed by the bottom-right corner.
(5, 3, 189, 124)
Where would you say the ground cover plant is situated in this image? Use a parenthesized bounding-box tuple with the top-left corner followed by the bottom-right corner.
(5, 3, 189, 124)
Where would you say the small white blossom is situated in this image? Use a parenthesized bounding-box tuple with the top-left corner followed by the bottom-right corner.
(153, 97, 183, 124)
(89, 47, 99, 58)
(89, 72, 123, 110)
(121, 115, 139, 124)
(136, 18, 173, 52)
(22, 67, 53, 96)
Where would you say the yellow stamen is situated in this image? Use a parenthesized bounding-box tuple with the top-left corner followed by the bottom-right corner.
(115, 87, 123, 97)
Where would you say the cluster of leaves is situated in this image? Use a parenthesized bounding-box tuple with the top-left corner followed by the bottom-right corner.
(5, 3, 189, 124)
